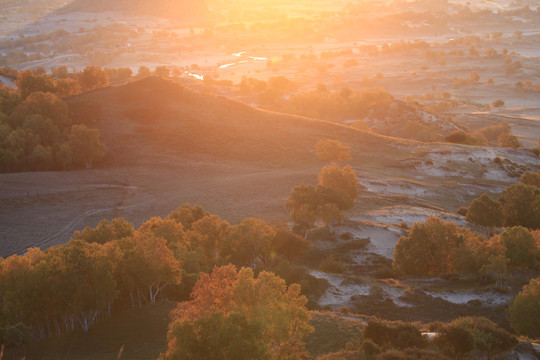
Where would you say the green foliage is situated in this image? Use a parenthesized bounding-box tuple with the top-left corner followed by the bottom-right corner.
(15, 70, 54, 99)
(319, 255, 344, 274)
(78, 65, 109, 92)
(478, 122, 510, 142)
(437, 317, 517, 358)
(393, 217, 469, 275)
(498, 183, 540, 229)
(318, 164, 360, 200)
(166, 203, 207, 230)
(520, 171, 540, 188)
(286, 182, 354, 235)
(363, 319, 427, 350)
(163, 312, 268, 360)
(221, 217, 275, 269)
(163, 265, 312, 360)
(498, 132, 520, 148)
(68, 124, 105, 168)
(315, 139, 352, 163)
(466, 193, 504, 229)
(508, 277, 540, 338)
(377, 348, 445, 360)
(272, 228, 311, 261)
(498, 226, 536, 268)
(73, 218, 135, 244)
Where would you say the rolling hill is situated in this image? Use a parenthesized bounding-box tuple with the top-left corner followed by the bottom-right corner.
(66, 76, 405, 169)
(58, 0, 210, 21)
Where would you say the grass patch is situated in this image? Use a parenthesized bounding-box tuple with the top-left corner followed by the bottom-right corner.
(19, 301, 176, 360)
(304, 312, 364, 357)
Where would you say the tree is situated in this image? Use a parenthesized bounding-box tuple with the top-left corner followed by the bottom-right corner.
(138, 216, 185, 248)
(498, 184, 540, 229)
(15, 70, 54, 99)
(78, 66, 109, 92)
(271, 228, 311, 261)
(492, 99, 504, 108)
(498, 226, 536, 269)
(73, 217, 134, 244)
(56, 142, 72, 170)
(163, 265, 312, 360)
(318, 164, 360, 200)
(498, 133, 520, 148)
(435, 317, 516, 359)
(68, 124, 105, 169)
(54, 78, 81, 97)
(317, 203, 344, 232)
(286, 184, 319, 237)
(520, 171, 540, 188)
(223, 218, 276, 269)
(191, 214, 230, 265)
(508, 277, 540, 338)
(166, 203, 207, 230)
(137, 66, 151, 78)
(162, 312, 268, 360)
(315, 139, 352, 163)
(393, 217, 468, 275)
(9, 91, 70, 130)
(466, 193, 504, 235)
(154, 66, 170, 78)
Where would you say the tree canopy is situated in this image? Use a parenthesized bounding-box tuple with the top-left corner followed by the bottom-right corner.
(315, 139, 352, 163)
(508, 277, 540, 338)
(161, 265, 312, 360)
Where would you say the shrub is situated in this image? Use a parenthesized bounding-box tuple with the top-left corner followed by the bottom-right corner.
(457, 206, 468, 216)
(319, 255, 344, 274)
(498, 133, 520, 148)
(508, 278, 540, 338)
(492, 99, 505, 108)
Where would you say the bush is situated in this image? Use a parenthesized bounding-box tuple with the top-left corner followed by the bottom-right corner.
(508, 278, 540, 338)
(319, 255, 344, 274)
(498, 133, 521, 148)
(492, 99, 505, 108)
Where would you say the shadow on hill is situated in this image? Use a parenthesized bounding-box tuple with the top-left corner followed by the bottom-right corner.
(66, 76, 406, 168)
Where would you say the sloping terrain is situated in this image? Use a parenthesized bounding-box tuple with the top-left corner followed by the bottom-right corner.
(66, 77, 403, 169)
(57, 0, 210, 21)
(1, 78, 538, 258)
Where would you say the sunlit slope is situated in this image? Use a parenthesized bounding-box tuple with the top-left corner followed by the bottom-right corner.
(58, 0, 210, 20)
(66, 77, 404, 168)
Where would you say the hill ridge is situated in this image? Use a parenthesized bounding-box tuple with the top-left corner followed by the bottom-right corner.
(66, 76, 407, 168)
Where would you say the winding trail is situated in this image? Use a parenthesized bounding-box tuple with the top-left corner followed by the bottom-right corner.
(6, 203, 139, 257)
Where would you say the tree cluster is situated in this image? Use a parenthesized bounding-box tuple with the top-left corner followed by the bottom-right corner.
(508, 277, 540, 338)
(466, 172, 540, 231)
(1, 204, 314, 349)
(319, 317, 516, 360)
(160, 265, 313, 360)
(393, 217, 539, 283)
(287, 165, 360, 236)
(0, 88, 105, 172)
(0, 220, 180, 344)
(286, 140, 360, 236)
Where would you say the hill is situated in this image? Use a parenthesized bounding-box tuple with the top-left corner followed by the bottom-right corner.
(57, 0, 210, 21)
(66, 77, 405, 169)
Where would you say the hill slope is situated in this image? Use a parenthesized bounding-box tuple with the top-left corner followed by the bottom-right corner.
(66, 77, 405, 168)
(58, 0, 210, 21)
